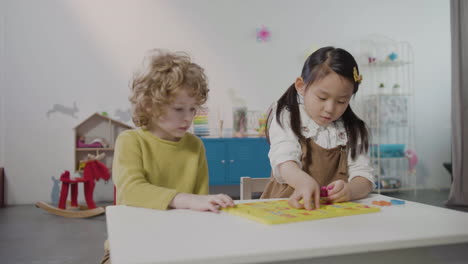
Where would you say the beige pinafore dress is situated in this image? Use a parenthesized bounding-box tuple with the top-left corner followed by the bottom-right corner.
(260, 137, 348, 199)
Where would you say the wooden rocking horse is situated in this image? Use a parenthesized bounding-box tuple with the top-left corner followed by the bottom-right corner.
(35, 153, 111, 218)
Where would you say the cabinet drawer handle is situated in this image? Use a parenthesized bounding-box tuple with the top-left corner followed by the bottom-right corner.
(221, 160, 225, 164)
(230, 160, 234, 163)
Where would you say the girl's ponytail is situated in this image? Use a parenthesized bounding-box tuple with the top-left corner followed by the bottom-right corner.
(342, 106, 369, 159)
(266, 84, 305, 144)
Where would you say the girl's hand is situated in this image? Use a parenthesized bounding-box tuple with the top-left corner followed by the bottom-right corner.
(170, 193, 235, 213)
(326, 180, 352, 203)
(288, 176, 320, 210)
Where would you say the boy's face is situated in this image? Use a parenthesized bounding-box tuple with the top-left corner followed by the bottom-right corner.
(296, 72, 354, 127)
(151, 89, 198, 141)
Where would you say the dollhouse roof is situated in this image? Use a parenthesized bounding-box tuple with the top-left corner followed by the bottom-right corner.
(74, 112, 133, 130)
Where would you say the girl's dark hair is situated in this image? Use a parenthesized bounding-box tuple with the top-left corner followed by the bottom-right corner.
(266, 46, 368, 160)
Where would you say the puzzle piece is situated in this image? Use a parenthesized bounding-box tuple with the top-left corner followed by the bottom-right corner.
(320, 186, 329, 197)
(390, 199, 405, 205)
(372, 200, 392, 206)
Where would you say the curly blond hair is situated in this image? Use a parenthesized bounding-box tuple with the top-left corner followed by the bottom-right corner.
(129, 49, 209, 128)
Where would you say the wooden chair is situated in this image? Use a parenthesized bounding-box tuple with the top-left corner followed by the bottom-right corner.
(240, 177, 270, 200)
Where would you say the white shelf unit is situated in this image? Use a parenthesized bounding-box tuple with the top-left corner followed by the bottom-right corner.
(354, 36, 416, 193)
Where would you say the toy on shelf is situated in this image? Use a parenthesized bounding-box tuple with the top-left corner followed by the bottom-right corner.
(76, 135, 109, 148)
(256, 114, 267, 136)
(371, 144, 406, 158)
(246, 110, 268, 137)
(388, 52, 398, 61)
(35, 153, 111, 218)
(405, 149, 419, 174)
(192, 107, 210, 137)
(375, 177, 402, 189)
(233, 107, 247, 137)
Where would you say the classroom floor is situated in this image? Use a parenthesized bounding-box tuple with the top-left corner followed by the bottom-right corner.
(1, 188, 467, 264)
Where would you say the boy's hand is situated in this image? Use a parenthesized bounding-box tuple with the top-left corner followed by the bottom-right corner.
(326, 180, 352, 203)
(288, 176, 320, 210)
(171, 193, 235, 213)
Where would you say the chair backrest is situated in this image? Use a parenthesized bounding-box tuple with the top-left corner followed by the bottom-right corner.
(240, 177, 270, 200)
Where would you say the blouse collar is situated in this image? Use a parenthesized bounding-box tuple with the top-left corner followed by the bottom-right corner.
(298, 104, 347, 143)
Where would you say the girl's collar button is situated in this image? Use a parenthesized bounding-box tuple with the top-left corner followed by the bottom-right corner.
(338, 132, 346, 139)
(302, 127, 310, 133)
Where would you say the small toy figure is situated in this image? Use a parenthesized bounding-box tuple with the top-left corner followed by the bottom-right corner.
(76, 135, 109, 148)
(388, 52, 398, 61)
(375, 178, 401, 189)
(405, 149, 418, 174)
(256, 114, 267, 136)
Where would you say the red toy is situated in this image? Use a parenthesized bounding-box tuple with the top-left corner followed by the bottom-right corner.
(320, 186, 329, 197)
(320, 186, 333, 205)
(36, 154, 110, 218)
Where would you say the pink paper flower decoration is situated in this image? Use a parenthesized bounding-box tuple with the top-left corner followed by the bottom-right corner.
(256, 26, 271, 42)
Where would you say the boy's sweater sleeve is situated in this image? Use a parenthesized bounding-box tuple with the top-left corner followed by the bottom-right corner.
(194, 143, 209, 195)
(112, 133, 178, 210)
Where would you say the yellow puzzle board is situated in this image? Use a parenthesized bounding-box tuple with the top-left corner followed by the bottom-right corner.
(222, 199, 380, 225)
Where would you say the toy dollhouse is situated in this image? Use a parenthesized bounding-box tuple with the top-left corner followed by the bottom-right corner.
(74, 112, 133, 172)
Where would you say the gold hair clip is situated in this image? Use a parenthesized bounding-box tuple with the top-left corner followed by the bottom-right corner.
(353, 67, 363, 84)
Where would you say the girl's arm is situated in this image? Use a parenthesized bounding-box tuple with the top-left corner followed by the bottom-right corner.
(327, 176, 373, 202)
(327, 144, 375, 202)
(267, 106, 320, 209)
(348, 176, 373, 200)
(347, 150, 375, 189)
(268, 106, 302, 184)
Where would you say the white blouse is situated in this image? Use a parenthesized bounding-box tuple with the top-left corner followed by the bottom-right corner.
(268, 103, 375, 188)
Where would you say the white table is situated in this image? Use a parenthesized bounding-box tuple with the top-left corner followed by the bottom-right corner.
(106, 194, 468, 264)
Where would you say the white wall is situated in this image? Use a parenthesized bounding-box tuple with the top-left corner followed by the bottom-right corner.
(1, 0, 6, 167)
(2, 0, 451, 204)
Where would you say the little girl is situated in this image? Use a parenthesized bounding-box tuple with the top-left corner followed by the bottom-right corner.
(261, 47, 374, 210)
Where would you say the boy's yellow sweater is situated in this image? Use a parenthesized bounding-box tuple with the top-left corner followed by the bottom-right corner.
(105, 129, 209, 252)
(113, 129, 209, 210)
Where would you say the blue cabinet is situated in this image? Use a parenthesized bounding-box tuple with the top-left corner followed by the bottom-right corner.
(201, 138, 271, 185)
